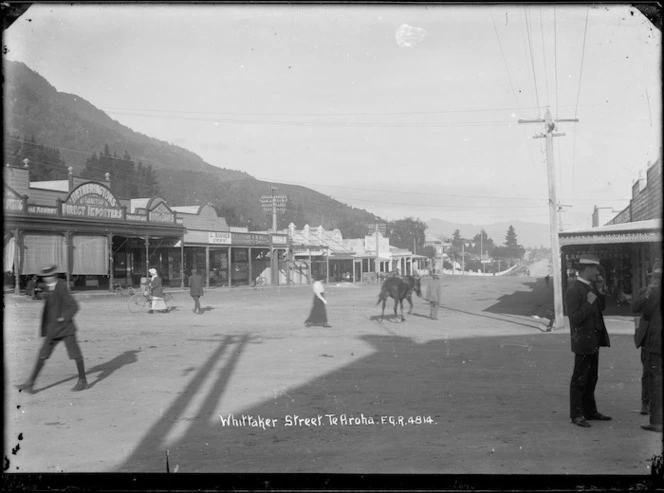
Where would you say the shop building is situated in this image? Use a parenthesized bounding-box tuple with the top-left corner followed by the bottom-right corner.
(171, 205, 289, 288)
(3, 164, 184, 294)
(559, 154, 662, 303)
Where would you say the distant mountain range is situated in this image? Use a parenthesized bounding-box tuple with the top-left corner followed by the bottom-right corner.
(425, 218, 551, 249)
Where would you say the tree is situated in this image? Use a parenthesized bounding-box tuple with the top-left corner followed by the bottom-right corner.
(505, 225, 518, 248)
(452, 229, 463, 248)
(422, 245, 436, 258)
(135, 162, 160, 197)
(471, 229, 495, 255)
(4, 135, 68, 181)
(387, 217, 428, 253)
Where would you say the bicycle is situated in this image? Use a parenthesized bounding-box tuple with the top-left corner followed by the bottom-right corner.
(114, 284, 137, 297)
(128, 291, 174, 313)
(362, 272, 378, 285)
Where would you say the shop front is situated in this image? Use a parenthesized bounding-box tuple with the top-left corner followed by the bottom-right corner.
(559, 219, 662, 311)
(4, 167, 184, 293)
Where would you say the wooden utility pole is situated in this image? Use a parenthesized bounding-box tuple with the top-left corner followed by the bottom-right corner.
(519, 109, 578, 330)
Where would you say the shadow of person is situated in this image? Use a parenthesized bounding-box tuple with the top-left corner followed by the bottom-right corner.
(200, 307, 215, 313)
(85, 350, 141, 389)
(28, 350, 141, 393)
(368, 314, 404, 323)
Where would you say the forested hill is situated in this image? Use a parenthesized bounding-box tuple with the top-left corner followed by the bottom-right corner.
(3, 60, 248, 178)
(3, 60, 383, 235)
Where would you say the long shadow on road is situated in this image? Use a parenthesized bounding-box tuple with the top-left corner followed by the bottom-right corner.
(114, 328, 655, 475)
(117, 334, 251, 471)
(484, 278, 636, 319)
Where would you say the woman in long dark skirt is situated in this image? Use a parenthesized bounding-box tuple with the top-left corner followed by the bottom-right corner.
(305, 278, 331, 327)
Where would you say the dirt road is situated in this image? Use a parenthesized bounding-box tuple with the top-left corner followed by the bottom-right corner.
(4, 275, 660, 477)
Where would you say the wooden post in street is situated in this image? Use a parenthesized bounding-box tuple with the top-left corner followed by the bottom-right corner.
(519, 108, 578, 330)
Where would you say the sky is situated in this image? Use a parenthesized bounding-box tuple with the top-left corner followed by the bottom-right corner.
(3, 3, 662, 231)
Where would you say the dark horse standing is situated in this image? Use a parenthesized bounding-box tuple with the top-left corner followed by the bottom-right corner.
(376, 275, 422, 322)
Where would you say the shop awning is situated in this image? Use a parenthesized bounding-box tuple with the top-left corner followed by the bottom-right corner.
(559, 219, 662, 247)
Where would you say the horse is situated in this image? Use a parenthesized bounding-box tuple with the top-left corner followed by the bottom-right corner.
(376, 275, 422, 322)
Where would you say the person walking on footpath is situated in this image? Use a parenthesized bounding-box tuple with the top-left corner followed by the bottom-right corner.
(421, 273, 443, 320)
(305, 276, 331, 328)
(18, 264, 88, 394)
(148, 268, 167, 314)
(189, 268, 204, 314)
(631, 261, 662, 432)
(564, 254, 611, 428)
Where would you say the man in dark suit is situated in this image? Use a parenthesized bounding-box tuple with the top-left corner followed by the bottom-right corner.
(18, 264, 87, 394)
(631, 261, 662, 432)
(564, 254, 611, 428)
(188, 268, 204, 314)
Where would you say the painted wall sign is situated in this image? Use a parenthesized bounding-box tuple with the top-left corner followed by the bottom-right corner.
(209, 232, 232, 244)
(27, 205, 57, 215)
(63, 182, 124, 219)
(68, 183, 119, 208)
(233, 232, 269, 245)
(126, 213, 148, 222)
(5, 198, 24, 212)
(149, 202, 175, 223)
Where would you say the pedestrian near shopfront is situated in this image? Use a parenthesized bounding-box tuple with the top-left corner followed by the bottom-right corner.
(421, 274, 443, 320)
(631, 261, 662, 432)
(305, 276, 331, 328)
(18, 264, 87, 394)
(189, 268, 204, 314)
(564, 254, 612, 428)
(148, 268, 167, 314)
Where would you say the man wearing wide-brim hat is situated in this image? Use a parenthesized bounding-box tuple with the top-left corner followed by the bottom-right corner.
(631, 260, 662, 432)
(18, 264, 88, 394)
(564, 253, 611, 428)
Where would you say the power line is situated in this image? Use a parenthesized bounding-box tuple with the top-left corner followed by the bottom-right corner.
(491, 11, 519, 103)
(539, 7, 550, 108)
(102, 111, 520, 128)
(99, 105, 543, 117)
(259, 177, 630, 204)
(574, 6, 590, 119)
(572, 6, 590, 200)
(554, 5, 559, 118)
(524, 7, 542, 117)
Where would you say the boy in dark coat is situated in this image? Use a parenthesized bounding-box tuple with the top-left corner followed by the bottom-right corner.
(564, 254, 611, 428)
(188, 268, 204, 314)
(18, 264, 87, 394)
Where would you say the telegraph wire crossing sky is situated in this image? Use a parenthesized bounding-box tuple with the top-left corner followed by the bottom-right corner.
(3, 4, 662, 230)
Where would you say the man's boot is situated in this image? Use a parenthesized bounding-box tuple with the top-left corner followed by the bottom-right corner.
(18, 357, 46, 394)
(72, 357, 88, 391)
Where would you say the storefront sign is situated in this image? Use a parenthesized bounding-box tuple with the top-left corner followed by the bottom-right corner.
(5, 198, 25, 212)
(27, 205, 57, 215)
(149, 202, 175, 223)
(62, 203, 124, 219)
(126, 213, 147, 222)
(271, 235, 288, 245)
(63, 182, 124, 220)
(68, 183, 119, 208)
(209, 232, 232, 244)
(233, 232, 269, 245)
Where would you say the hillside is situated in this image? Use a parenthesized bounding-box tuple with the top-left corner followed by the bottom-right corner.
(3, 60, 382, 234)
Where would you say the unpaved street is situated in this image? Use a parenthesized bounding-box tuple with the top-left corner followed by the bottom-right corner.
(4, 275, 660, 475)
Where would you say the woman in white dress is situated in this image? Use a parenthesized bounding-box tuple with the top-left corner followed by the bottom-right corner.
(148, 268, 168, 314)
